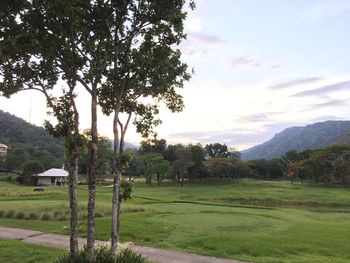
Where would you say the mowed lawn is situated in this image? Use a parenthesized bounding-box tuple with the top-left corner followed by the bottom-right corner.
(0, 238, 63, 263)
(0, 179, 350, 263)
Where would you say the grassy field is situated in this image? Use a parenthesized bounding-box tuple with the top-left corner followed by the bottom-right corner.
(0, 238, 63, 263)
(0, 178, 350, 263)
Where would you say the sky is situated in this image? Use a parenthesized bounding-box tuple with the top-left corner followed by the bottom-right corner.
(1, 0, 350, 150)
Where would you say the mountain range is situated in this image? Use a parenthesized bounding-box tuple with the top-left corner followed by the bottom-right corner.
(241, 121, 350, 160)
(0, 110, 64, 169)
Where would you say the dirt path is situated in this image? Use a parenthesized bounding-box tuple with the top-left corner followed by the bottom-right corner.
(0, 226, 247, 263)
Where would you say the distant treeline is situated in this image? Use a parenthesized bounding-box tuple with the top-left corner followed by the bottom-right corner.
(124, 139, 350, 186)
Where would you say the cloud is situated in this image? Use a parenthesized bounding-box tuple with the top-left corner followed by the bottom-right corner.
(168, 122, 296, 150)
(301, 98, 349, 112)
(229, 56, 261, 69)
(228, 56, 283, 70)
(312, 98, 348, 108)
(269, 77, 322, 90)
(236, 112, 282, 123)
(292, 80, 350, 97)
(179, 32, 225, 59)
(305, 2, 350, 24)
(187, 32, 226, 46)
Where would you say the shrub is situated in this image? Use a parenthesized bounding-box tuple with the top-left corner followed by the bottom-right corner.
(15, 211, 25, 219)
(53, 246, 149, 263)
(41, 213, 51, 221)
(6, 174, 19, 182)
(27, 212, 39, 220)
(95, 211, 105, 218)
(5, 210, 15, 218)
(0, 210, 5, 217)
(54, 210, 63, 218)
(58, 214, 68, 221)
(116, 248, 149, 263)
(122, 207, 146, 213)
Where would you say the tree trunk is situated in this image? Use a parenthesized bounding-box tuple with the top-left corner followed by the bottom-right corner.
(117, 194, 122, 244)
(87, 89, 98, 261)
(111, 108, 131, 255)
(157, 173, 160, 186)
(111, 106, 121, 255)
(111, 169, 121, 254)
(68, 150, 79, 260)
(68, 91, 80, 261)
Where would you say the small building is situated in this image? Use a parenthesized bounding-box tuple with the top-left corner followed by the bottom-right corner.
(33, 168, 68, 186)
(0, 143, 8, 158)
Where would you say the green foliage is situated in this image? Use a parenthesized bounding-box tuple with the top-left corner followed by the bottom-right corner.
(289, 144, 350, 184)
(206, 158, 238, 179)
(20, 160, 44, 185)
(140, 139, 167, 154)
(118, 152, 133, 170)
(120, 180, 133, 202)
(143, 153, 169, 177)
(0, 111, 64, 170)
(80, 131, 114, 177)
(205, 143, 229, 158)
(247, 158, 285, 179)
(53, 246, 148, 263)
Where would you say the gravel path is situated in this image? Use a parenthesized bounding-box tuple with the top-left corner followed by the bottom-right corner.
(0, 226, 247, 263)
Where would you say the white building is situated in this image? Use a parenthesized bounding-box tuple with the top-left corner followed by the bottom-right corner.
(33, 168, 68, 186)
(0, 143, 8, 158)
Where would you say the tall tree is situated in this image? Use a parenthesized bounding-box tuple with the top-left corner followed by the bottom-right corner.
(188, 144, 206, 181)
(1, 1, 194, 259)
(0, 1, 84, 259)
(96, 0, 194, 254)
(172, 145, 194, 186)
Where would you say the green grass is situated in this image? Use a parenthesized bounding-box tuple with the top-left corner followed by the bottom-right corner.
(0, 179, 350, 262)
(0, 238, 63, 263)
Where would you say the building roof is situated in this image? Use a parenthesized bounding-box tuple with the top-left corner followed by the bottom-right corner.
(36, 168, 68, 177)
(0, 143, 8, 149)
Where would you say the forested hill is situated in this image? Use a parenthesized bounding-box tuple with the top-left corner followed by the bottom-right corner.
(0, 110, 64, 170)
(241, 121, 350, 160)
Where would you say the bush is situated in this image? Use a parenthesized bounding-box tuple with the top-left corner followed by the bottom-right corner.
(41, 213, 51, 220)
(27, 212, 39, 220)
(6, 174, 19, 182)
(122, 207, 145, 213)
(15, 211, 25, 219)
(5, 210, 15, 218)
(54, 210, 63, 218)
(115, 248, 149, 263)
(53, 246, 149, 263)
(95, 211, 105, 218)
(57, 214, 67, 221)
(0, 210, 5, 217)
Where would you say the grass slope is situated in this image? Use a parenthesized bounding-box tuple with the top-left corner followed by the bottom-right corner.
(0, 179, 349, 263)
